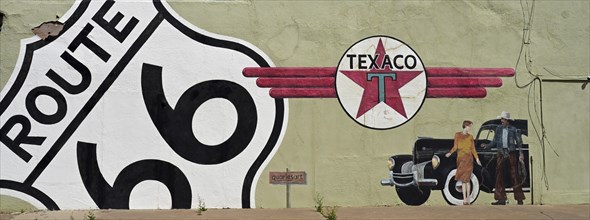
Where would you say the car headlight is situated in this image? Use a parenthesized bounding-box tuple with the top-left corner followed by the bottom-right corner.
(387, 158, 395, 170)
(431, 155, 440, 170)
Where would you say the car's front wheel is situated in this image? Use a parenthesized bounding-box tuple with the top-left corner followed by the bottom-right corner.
(395, 186, 431, 206)
(442, 169, 480, 205)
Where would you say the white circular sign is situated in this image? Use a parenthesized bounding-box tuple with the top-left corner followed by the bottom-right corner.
(335, 36, 427, 130)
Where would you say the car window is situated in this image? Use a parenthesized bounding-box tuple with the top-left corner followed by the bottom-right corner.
(476, 125, 495, 141)
(484, 129, 494, 141)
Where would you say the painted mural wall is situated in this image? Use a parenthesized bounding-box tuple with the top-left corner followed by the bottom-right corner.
(1, 0, 588, 210)
(0, 0, 287, 209)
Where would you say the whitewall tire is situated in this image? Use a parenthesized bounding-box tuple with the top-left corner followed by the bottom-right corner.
(442, 169, 480, 205)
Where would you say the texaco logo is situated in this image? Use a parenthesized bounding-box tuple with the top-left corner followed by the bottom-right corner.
(244, 36, 511, 129)
(335, 36, 427, 129)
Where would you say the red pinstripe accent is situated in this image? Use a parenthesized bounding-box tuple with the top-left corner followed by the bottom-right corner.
(428, 77, 502, 88)
(257, 77, 335, 88)
(426, 67, 515, 77)
(427, 88, 487, 98)
(243, 67, 335, 77)
(267, 88, 488, 98)
(243, 67, 513, 98)
(269, 88, 336, 98)
(243, 67, 514, 78)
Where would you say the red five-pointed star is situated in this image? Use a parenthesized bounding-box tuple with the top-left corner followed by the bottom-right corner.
(340, 39, 423, 119)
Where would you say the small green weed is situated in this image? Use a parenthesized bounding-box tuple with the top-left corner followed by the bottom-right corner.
(314, 193, 337, 220)
(84, 210, 95, 220)
(323, 206, 337, 220)
(313, 192, 324, 213)
(196, 196, 207, 215)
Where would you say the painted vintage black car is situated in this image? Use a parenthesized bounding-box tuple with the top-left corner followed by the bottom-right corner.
(380, 119, 530, 205)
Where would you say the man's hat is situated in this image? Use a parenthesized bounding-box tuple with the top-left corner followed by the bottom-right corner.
(497, 111, 514, 121)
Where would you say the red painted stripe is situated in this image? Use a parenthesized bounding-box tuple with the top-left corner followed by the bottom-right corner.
(427, 88, 487, 98)
(269, 88, 336, 98)
(268, 88, 488, 98)
(244, 67, 513, 78)
(428, 77, 503, 88)
(426, 67, 515, 77)
(257, 77, 502, 89)
(244, 67, 509, 99)
(243, 67, 336, 77)
(257, 77, 335, 88)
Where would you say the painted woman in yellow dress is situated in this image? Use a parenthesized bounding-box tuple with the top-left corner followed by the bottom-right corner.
(445, 120, 481, 205)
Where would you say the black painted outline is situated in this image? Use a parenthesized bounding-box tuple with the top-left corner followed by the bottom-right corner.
(23, 7, 165, 185)
(0, 0, 90, 211)
(152, 1, 285, 208)
(141, 64, 258, 165)
(0, 180, 59, 210)
(77, 142, 192, 209)
(334, 35, 429, 130)
(0, 1, 90, 114)
(1, 0, 284, 209)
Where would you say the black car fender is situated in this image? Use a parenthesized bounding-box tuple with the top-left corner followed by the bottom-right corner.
(390, 154, 413, 173)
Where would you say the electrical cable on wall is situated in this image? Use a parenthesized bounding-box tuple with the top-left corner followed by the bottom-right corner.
(514, 5, 553, 183)
(514, 0, 551, 191)
(514, 0, 590, 192)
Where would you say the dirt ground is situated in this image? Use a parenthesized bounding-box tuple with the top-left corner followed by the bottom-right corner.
(1, 204, 588, 220)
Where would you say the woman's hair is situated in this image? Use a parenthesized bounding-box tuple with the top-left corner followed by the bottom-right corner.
(462, 120, 473, 128)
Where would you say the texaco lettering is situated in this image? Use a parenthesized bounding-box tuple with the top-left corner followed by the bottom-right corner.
(335, 36, 427, 130)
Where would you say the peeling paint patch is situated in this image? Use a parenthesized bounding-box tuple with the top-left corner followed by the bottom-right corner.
(31, 21, 64, 41)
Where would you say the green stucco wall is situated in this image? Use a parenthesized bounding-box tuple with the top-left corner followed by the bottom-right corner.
(1, 0, 588, 209)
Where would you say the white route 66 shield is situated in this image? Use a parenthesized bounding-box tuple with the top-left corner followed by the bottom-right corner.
(0, 0, 287, 209)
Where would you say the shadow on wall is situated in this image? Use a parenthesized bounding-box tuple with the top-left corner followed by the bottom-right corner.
(0, 11, 4, 32)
